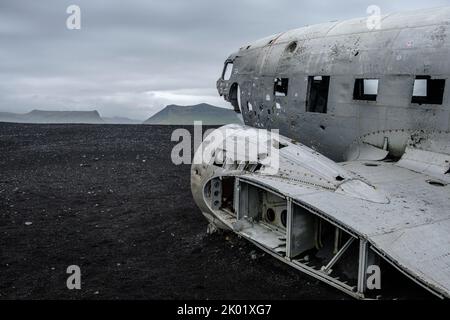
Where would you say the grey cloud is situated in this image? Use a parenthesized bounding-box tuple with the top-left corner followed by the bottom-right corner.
(0, 0, 448, 120)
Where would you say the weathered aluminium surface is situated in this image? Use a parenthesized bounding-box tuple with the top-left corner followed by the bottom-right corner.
(192, 7, 450, 299)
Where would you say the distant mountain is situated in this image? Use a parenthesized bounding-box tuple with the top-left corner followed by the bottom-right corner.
(0, 110, 138, 124)
(0, 104, 241, 125)
(102, 116, 141, 124)
(143, 103, 242, 125)
(0, 110, 104, 124)
(0, 112, 23, 123)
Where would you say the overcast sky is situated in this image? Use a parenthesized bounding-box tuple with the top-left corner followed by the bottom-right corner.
(0, 0, 448, 120)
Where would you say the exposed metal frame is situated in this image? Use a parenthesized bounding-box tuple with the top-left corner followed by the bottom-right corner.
(235, 178, 363, 298)
(357, 239, 369, 295)
(370, 245, 445, 299)
(211, 176, 448, 299)
(321, 237, 355, 275)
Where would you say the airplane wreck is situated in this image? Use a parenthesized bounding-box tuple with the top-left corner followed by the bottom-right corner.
(191, 7, 450, 299)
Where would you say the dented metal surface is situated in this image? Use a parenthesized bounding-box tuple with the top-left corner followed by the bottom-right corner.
(217, 6, 450, 161)
(192, 7, 450, 299)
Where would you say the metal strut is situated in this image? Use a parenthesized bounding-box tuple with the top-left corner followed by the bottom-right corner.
(321, 237, 355, 275)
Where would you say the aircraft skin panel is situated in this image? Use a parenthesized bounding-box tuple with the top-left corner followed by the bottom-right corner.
(370, 220, 450, 299)
(242, 163, 450, 239)
(218, 7, 450, 161)
(191, 123, 450, 298)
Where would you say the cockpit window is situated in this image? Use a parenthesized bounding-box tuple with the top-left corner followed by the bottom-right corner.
(222, 62, 234, 81)
(412, 76, 445, 105)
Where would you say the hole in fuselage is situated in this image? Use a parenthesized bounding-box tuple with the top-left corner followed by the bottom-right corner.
(229, 83, 241, 113)
(364, 163, 379, 167)
(427, 180, 447, 187)
(412, 76, 446, 105)
(280, 210, 287, 228)
(221, 177, 235, 213)
(274, 78, 289, 97)
(266, 208, 276, 222)
(253, 163, 263, 172)
(273, 140, 288, 149)
(306, 76, 330, 113)
(286, 41, 298, 53)
(353, 79, 379, 101)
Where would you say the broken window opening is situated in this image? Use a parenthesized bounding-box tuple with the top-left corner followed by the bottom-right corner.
(274, 78, 289, 97)
(222, 61, 234, 81)
(221, 177, 235, 214)
(213, 160, 223, 168)
(213, 150, 225, 167)
(225, 160, 239, 171)
(229, 83, 242, 113)
(353, 79, 379, 101)
(306, 76, 330, 113)
(253, 163, 263, 172)
(411, 76, 446, 105)
(242, 162, 255, 172)
(272, 140, 288, 149)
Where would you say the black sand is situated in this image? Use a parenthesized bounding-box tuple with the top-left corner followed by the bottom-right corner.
(0, 123, 345, 299)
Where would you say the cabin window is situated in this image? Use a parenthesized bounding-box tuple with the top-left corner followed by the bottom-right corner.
(353, 79, 379, 101)
(222, 62, 234, 80)
(274, 78, 289, 97)
(412, 76, 446, 105)
(306, 76, 330, 113)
